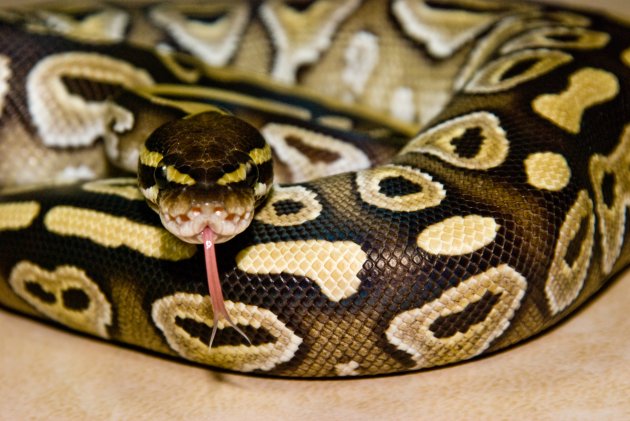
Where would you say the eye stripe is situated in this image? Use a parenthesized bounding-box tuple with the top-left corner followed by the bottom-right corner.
(166, 166, 196, 186)
(139, 144, 163, 168)
(140, 141, 196, 187)
(250, 144, 272, 165)
(217, 162, 250, 186)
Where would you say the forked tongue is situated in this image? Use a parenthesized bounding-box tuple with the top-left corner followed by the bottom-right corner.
(202, 227, 251, 348)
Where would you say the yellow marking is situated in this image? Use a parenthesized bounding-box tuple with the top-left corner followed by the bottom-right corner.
(250, 144, 272, 165)
(386, 264, 527, 368)
(524, 152, 571, 191)
(236, 240, 366, 302)
(401, 112, 509, 170)
(589, 124, 630, 274)
(255, 185, 322, 226)
(623, 48, 630, 67)
(417, 215, 499, 255)
(532, 67, 619, 134)
(545, 190, 594, 315)
(166, 166, 196, 186)
(0, 202, 40, 230)
(465, 50, 573, 94)
(9, 261, 112, 338)
(44, 206, 196, 261)
(217, 162, 248, 186)
(356, 165, 446, 212)
(139, 144, 163, 168)
(152, 293, 303, 372)
(140, 145, 194, 186)
(83, 178, 143, 201)
(501, 27, 610, 53)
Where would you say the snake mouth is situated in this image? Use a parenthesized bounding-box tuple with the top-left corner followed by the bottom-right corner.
(160, 203, 253, 244)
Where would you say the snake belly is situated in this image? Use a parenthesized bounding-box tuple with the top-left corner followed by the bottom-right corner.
(0, 1, 629, 377)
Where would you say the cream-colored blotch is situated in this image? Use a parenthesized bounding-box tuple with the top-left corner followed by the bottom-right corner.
(532, 67, 619, 134)
(386, 264, 527, 368)
(401, 112, 509, 170)
(342, 30, 379, 100)
(524, 152, 571, 191)
(255, 185, 322, 226)
(589, 124, 630, 274)
(37, 8, 129, 42)
(149, 3, 250, 67)
(44, 206, 196, 261)
(9, 261, 112, 338)
(356, 165, 446, 212)
(0, 202, 40, 230)
(392, 0, 500, 58)
(152, 293, 303, 372)
(27, 52, 154, 150)
(259, 0, 360, 83)
(500, 26, 609, 54)
(262, 123, 370, 183)
(236, 240, 366, 302)
(417, 215, 499, 255)
(545, 190, 594, 315)
(465, 49, 572, 94)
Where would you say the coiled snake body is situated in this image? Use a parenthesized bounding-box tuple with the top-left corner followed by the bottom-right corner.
(0, 0, 629, 377)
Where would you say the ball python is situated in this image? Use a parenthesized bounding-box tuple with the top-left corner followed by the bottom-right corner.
(0, 0, 629, 378)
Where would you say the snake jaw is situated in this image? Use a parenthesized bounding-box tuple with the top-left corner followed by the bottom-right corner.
(160, 203, 254, 244)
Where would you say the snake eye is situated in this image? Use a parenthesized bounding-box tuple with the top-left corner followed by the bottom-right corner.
(245, 163, 258, 188)
(154, 163, 169, 189)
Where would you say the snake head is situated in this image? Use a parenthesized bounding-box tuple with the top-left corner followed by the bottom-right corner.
(138, 111, 273, 244)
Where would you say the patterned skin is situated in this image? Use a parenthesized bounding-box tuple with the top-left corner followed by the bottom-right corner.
(0, 1, 629, 377)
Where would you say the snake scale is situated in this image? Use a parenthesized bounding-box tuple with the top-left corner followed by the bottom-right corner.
(0, 0, 629, 378)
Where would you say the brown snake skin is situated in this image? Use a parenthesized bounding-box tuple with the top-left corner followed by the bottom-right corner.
(0, 0, 629, 377)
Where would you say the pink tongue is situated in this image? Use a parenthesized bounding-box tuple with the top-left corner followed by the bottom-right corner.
(202, 227, 250, 348)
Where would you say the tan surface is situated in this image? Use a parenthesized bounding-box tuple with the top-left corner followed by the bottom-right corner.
(1, 272, 629, 420)
(2, 1, 630, 420)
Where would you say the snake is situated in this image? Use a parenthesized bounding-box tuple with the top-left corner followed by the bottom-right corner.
(0, 0, 628, 378)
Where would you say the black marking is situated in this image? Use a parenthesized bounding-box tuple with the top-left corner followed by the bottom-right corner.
(62, 288, 91, 312)
(273, 199, 305, 216)
(429, 291, 501, 338)
(174, 316, 276, 347)
(180, 11, 226, 25)
(285, 0, 313, 12)
(451, 127, 484, 159)
(25, 281, 56, 304)
(222, 163, 239, 174)
(62, 76, 124, 102)
(602, 172, 615, 208)
(564, 213, 591, 268)
(285, 135, 340, 163)
(138, 163, 157, 191)
(378, 176, 422, 197)
(424, 0, 509, 12)
(500, 57, 539, 81)
(546, 33, 581, 43)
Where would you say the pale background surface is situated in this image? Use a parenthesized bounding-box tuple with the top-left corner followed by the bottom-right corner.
(2, 1, 630, 419)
